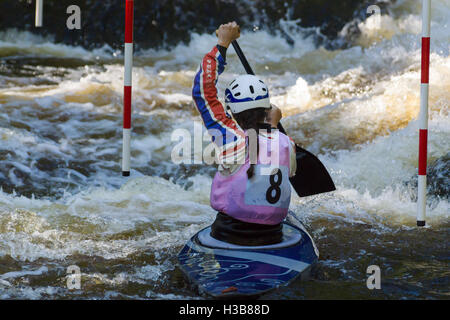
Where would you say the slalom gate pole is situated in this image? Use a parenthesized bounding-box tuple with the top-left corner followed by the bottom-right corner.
(35, 0, 43, 27)
(122, 0, 134, 176)
(417, 0, 431, 227)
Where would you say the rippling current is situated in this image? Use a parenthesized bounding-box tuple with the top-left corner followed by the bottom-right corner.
(0, 0, 449, 299)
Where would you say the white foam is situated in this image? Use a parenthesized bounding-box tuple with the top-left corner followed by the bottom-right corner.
(0, 29, 113, 60)
(0, 176, 214, 262)
(0, 0, 448, 271)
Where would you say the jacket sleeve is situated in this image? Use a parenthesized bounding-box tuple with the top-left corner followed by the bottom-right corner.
(192, 45, 246, 166)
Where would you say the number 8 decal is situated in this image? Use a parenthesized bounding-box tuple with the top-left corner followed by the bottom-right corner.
(266, 169, 282, 204)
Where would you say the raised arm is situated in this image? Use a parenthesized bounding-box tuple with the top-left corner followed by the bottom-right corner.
(192, 22, 246, 165)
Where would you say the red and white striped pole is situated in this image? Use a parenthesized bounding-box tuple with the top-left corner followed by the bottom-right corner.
(35, 0, 43, 27)
(417, 0, 431, 227)
(122, 0, 134, 176)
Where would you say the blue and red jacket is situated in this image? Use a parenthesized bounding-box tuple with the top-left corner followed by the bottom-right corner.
(192, 45, 247, 167)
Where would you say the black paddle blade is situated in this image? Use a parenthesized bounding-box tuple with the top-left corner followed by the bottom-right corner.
(290, 145, 336, 197)
(277, 123, 335, 197)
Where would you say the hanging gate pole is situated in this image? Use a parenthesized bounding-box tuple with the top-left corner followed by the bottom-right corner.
(35, 0, 43, 27)
(417, 0, 431, 227)
(122, 0, 134, 176)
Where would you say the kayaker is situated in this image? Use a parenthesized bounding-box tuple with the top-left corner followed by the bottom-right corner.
(192, 21, 297, 246)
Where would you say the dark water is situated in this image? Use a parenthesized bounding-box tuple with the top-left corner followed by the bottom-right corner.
(0, 0, 384, 50)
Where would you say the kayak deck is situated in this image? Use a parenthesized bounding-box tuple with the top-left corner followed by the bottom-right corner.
(178, 219, 318, 299)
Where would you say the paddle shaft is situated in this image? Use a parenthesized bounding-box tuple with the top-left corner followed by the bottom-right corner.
(231, 41, 254, 74)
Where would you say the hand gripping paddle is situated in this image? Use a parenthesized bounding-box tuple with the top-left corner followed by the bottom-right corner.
(231, 40, 336, 197)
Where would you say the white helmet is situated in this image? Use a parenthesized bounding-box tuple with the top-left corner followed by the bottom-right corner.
(225, 75, 270, 114)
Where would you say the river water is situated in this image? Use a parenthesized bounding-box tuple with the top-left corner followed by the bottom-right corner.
(0, 0, 448, 299)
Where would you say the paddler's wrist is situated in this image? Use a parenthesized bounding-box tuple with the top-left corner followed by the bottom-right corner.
(216, 44, 228, 61)
(216, 22, 240, 50)
(217, 40, 231, 48)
